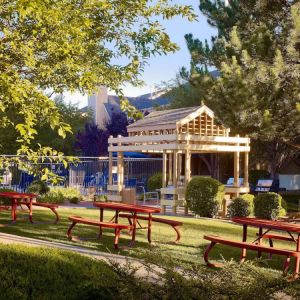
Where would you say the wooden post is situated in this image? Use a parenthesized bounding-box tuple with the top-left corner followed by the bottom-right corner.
(162, 150, 167, 188)
(117, 151, 124, 188)
(234, 135, 240, 197)
(161, 150, 167, 214)
(177, 153, 182, 185)
(108, 150, 113, 185)
(185, 150, 191, 184)
(117, 135, 124, 197)
(168, 153, 173, 185)
(184, 149, 191, 215)
(244, 152, 249, 187)
(173, 150, 178, 214)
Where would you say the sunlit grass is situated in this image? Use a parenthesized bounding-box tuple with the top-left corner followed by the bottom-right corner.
(0, 206, 298, 274)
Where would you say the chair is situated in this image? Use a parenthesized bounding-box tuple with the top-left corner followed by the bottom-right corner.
(126, 178, 137, 188)
(225, 177, 244, 186)
(255, 179, 273, 192)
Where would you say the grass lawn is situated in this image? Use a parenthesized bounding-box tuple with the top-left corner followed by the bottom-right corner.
(0, 205, 299, 275)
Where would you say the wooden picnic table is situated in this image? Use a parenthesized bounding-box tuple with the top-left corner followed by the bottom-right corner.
(204, 217, 300, 278)
(0, 191, 37, 223)
(93, 202, 161, 245)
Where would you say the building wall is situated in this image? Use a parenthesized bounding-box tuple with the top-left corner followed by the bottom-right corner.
(88, 86, 109, 129)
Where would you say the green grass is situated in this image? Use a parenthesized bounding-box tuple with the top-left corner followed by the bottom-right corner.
(0, 206, 299, 274)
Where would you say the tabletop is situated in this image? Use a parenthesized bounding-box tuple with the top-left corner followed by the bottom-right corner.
(93, 202, 161, 214)
(232, 217, 300, 234)
(0, 191, 37, 199)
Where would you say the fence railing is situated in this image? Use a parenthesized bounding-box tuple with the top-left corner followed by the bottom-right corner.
(0, 156, 162, 194)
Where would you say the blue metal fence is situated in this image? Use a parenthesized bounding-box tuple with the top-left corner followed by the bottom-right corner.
(0, 156, 162, 194)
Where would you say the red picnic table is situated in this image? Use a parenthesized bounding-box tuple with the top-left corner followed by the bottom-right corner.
(0, 191, 37, 223)
(67, 202, 162, 249)
(94, 202, 161, 245)
(204, 217, 300, 278)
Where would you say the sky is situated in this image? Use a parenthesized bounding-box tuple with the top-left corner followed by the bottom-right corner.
(64, 0, 217, 108)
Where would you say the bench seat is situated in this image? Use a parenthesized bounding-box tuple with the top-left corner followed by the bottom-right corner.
(20, 201, 60, 224)
(203, 234, 300, 274)
(67, 216, 131, 249)
(0, 206, 10, 211)
(118, 213, 182, 243)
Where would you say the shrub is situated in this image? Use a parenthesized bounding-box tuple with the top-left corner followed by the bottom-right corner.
(240, 193, 255, 215)
(0, 188, 14, 205)
(227, 197, 250, 218)
(27, 180, 50, 195)
(254, 192, 286, 220)
(147, 173, 162, 191)
(39, 187, 82, 204)
(185, 176, 225, 218)
(249, 169, 270, 186)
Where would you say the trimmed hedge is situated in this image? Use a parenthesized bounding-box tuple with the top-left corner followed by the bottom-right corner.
(147, 173, 162, 192)
(39, 187, 82, 204)
(185, 176, 225, 218)
(254, 192, 286, 220)
(227, 197, 250, 218)
(240, 193, 255, 215)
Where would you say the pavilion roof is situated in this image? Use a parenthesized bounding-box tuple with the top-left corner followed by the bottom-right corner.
(127, 105, 215, 132)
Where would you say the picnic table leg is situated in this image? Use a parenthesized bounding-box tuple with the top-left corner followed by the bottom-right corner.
(294, 234, 300, 278)
(114, 228, 121, 250)
(241, 224, 247, 263)
(11, 198, 17, 223)
(115, 210, 119, 224)
(28, 198, 33, 224)
(99, 208, 103, 238)
(67, 222, 77, 240)
(147, 213, 152, 244)
(129, 212, 137, 247)
(257, 227, 262, 258)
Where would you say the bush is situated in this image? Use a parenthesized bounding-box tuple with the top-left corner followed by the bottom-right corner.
(0, 188, 14, 205)
(147, 173, 162, 191)
(185, 176, 225, 218)
(240, 193, 255, 215)
(39, 187, 82, 204)
(249, 169, 270, 186)
(254, 192, 286, 220)
(27, 180, 50, 195)
(227, 197, 250, 218)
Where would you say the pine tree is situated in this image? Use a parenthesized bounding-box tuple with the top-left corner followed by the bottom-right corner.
(174, 0, 300, 178)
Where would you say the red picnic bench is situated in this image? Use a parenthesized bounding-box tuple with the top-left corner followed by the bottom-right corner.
(118, 213, 182, 243)
(203, 235, 300, 274)
(20, 201, 60, 224)
(203, 217, 300, 278)
(0, 206, 10, 211)
(67, 216, 131, 249)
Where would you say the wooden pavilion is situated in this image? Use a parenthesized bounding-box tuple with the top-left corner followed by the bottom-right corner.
(107, 105, 250, 213)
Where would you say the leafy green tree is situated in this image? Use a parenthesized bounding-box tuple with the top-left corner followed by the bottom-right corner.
(0, 0, 195, 178)
(171, 0, 300, 178)
(0, 96, 92, 155)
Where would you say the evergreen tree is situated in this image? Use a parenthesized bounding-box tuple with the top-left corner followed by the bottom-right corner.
(172, 0, 300, 177)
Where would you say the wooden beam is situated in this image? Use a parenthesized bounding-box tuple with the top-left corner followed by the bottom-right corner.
(109, 133, 250, 145)
(109, 144, 250, 153)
